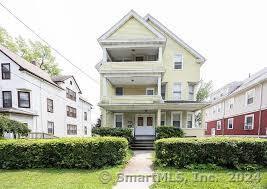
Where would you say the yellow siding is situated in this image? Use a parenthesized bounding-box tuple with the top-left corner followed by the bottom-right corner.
(108, 18, 157, 39)
(122, 85, 156, 95)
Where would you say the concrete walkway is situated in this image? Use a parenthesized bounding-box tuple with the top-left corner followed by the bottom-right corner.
(113, 150, 154, 189)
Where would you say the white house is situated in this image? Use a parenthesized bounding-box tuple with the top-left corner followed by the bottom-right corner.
(0, 44, 92, 138)
(204, 67, 267, 137)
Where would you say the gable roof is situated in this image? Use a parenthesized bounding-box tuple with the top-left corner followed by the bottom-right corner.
(144, 14, 206, 63)
(98, 10, 166, 43)
(52, 75, 82, 94)
(0, 44, 62, 89)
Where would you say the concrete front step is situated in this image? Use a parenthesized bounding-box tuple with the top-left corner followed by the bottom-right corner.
(130, 146, 155, 150)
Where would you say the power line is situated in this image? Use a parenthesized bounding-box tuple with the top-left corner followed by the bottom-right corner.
(0, 1, 99, 86)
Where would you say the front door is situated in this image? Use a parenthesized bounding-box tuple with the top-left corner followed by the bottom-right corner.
(135, 114, 155, 136)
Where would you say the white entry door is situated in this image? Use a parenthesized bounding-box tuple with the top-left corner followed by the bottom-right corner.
(135, 114, 155, 136)
(211, 128, 216, 136)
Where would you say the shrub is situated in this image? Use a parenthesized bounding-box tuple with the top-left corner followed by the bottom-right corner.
(0, 137, 128, 169)
(155, 137, 267, 169)
(155, 126, 184, 139)
(92, 127, 133, 143)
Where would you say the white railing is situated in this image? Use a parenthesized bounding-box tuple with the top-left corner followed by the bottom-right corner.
(103, 95, 162, 104)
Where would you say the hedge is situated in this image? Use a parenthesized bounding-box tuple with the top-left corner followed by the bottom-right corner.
(155, 137, 267, 168)
(155, 126, 184, 139)
(92, 127, 133, 143)
(0, 137, 128, 169)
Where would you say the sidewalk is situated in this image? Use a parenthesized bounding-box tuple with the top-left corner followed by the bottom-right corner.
(113, 150, 154, 189)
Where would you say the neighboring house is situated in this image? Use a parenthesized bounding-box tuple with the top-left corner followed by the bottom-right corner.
(96, 10, 209, 137)
(204, 68, 267, 137)
(0, 44, 92, 138)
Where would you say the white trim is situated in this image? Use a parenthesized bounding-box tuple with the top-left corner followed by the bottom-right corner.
(173, 54, 183, 70)
(135, 114, 155, 127)
(144, 14, 206, 63)
(160, 112, 166, 126)
(227, 118, 234, 129)
(146, 88, 155, 95)
(245, 88, 255, 106)
(114, 113, 124, 128)
(216, 120, 221, 130)
(98, 10, 165, 42)
(244, 114, 254, 130)
(171, 111, 182, 128)
(186, 112, 195, 128)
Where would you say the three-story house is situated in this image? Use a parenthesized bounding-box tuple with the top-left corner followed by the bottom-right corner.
(96, 10, 208, 137)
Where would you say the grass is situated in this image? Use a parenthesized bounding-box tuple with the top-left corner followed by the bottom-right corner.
(151, 167, 267, 189)
(0, 150, 133, 189)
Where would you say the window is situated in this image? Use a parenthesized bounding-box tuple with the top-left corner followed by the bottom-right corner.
(84, 126, 87, 135)
(18, 91, 30, 108)
(161, 112, 166, 126)
(47, 98, 53, 113)
(2, 91, 12, 108)
(217, 103, 222, 113)
(146, 88, 154, 95)
(47, 121, 54, 135)
(161, 84, 166, 100)
(216, 120, 221, 130)
(115, 87, 123, 96)
(66, 106, 77, 118)
(228, 118, 234, 129)
(67, 124, 77, 135)
(187, 113, 194, 128)
(171, 112, 182, 128)
(246, 89, 255, 105)
(188, 84, 194, 100)
(173, 83, 182, 100)
(213, 106, 216, 114)
(66, 88, 76, 101)
(147, 117, 153, 126)
(244, 114, 254, 130)
(84, 112, 87, 121)
(135, 56, 144, 61)
(1, 63, 10, 79)
(205, 122, 208, 130)
(174, 54, 183, 70)
(229, 98, 234, 109)
(114, 113, 123, 128)
(137, 117, 144, 126)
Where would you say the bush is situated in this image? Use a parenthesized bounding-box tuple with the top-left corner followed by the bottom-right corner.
(0, 137, 128, 169)
(92, 127, 133, 143)
(155, 137, 267, 169)
(155, 126, 184, 139)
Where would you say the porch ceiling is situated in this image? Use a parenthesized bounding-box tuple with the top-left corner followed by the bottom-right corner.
(99, 102, 210, 112)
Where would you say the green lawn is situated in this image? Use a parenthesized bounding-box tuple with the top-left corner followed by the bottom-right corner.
(151, 167, 267, 189)
(0, 166, 123, 189)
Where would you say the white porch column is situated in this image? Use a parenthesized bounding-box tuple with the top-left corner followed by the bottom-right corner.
(102, 48, 107, 63)
(158, 47, 163, 62)
(157, 109, 161, 127)
(157, 76, 161, 96)
(102, 76, 107, 97)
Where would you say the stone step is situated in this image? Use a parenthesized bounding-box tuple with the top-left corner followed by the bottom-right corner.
(131, 143, 154, 147)
(130, 146, 155, 150)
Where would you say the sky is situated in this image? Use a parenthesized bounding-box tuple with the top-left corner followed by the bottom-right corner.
(0, 0, 267, 123)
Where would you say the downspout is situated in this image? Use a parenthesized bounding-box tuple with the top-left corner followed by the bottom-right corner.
(222, 100, 226, 136)
(257, 83, 263, 137)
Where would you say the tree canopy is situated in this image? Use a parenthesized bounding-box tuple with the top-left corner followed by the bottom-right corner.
(0, 27, 61, 76)
(196, 80, 213, 102)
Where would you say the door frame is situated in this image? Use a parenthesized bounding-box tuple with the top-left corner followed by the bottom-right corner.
(134, 114, 155, 136)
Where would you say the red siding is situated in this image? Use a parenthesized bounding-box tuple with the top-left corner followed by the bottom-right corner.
(205, 109, 267, 136)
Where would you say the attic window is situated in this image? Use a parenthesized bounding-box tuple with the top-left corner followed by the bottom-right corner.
(70, 81, 72, 85)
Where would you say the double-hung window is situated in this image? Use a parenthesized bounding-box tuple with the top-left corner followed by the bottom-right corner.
(173, 83, 182, 100)
(18, 91, 30, 108)
(115, 87, 123, 96)
(1, 63, 10, 79)
(229, 98, 234, 110)
(244, 114, 254, 130)
(84, 126, 87, 135)
(171, 112, 182, 128)
(174, 54, 183, 70)
(161, 112, 166, 126)
(67, 124, 77, 135)
(47, 121, 54, 135)
(66, 106, 76, 118)
(216, 120, 221, 130)
(66, 88, 76, 101)
(2, 91, 12, 108)
(187, 113, 194, 128)
(188, 84, 194, 100)
(47, 98, 53, 113)
(84, 112, 87, 121)
(246, 89, 255, 105)
(227, 118, 234, 129)
(114, 113, 123, 128)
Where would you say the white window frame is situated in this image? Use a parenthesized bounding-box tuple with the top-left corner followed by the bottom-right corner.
(173, 82, 182, 100)
(229, 98, 234, 110)
(205, 122, 208, 130)
(188, 84, 195, 101)
(217, 103, 222, 113)
(146, 88, 155, 95)
(186, 112, 195, 128)
(171, 111, 182, 128)
(114, 113, 124, 128)
(173, 54, 183, 70)
(160, 112, 166, 126)
(244, 114, 254, 130)
(245, 88, 255, 106)
(227, 118, 234, 129)
(213, 106, 216, 114)
(115, 87, 124, 96)
(216, 120, 221, 130)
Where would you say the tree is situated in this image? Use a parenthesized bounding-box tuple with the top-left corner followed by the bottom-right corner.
(195, 80, 213, 127)
(0, 115, 31, 138)
(0, 27, 61, 76)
